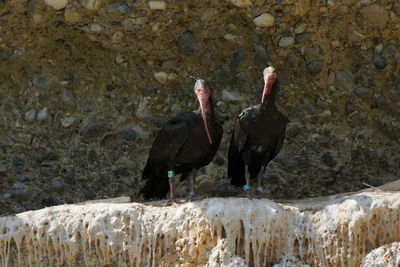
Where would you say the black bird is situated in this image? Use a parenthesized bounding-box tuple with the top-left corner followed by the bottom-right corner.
(228, 66, 288, 195)
(140, 79, 223, 202)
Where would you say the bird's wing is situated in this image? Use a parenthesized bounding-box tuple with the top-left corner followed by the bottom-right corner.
(227, 110, 249, 181)
(234, 109, 252, 152)
(147, 116, 189, 166)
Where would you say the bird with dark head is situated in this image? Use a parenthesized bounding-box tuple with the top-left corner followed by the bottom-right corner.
(140, 78, 223, 203)
(228, 66, 288, 196)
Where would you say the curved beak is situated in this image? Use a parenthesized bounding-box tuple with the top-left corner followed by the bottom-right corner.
(195, 79, 213, 144)
(198, 94, 213, 144)
(261, 67, 277, 104)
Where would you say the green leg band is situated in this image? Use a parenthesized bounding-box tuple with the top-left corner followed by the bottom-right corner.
(168, 170, 175, 178)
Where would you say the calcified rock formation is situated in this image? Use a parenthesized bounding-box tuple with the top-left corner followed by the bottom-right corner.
(1, 182, 400, 267)
(361, 242, 400, 267)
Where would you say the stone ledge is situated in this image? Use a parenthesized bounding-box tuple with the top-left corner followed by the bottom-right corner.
(1, 180, 400, 266)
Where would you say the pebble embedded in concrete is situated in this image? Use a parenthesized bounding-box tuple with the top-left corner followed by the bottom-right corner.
(154, 72, 168, 84)
(43, 0, 68, 10)
(253, 13, 274, 27)
(61, 116, 77, 128)
(149, 1, 166, 10)
(36, 108, 49, 121)
(279, 37, 295, 47)
(24, 109, 36, 122)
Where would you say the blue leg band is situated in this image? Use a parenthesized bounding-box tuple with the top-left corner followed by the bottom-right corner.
(243, 184, 251, 191)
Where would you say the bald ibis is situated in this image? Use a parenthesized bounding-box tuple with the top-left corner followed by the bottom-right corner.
(228, 67, 288, 195)
(140, 79, 223, 202)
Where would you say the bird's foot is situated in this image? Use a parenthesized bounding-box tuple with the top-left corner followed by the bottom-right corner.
(165, 198, 179, 206)
(186, 192, 204, 202)
(242, 185, 253, 199)
(254, 186, 263, 199)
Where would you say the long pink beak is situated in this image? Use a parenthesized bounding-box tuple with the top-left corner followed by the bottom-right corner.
(198, 94, 213, 144)
(261, 75, 273, 104)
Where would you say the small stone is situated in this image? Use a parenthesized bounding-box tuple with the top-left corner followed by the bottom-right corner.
(89, 24, 102, 32)
(61, 116, 77, 128)
(287, 123, 300, 138)
(59, 88, 74, 103)
(25, 109, 36, 122)
(44, 0, 67, 10)
(354, 87, 372, 98)
(154, 72, 168, 84)
(320, 110, 332, 119)
(229, 0, 251, 7)
(348, 30, 366, 42)
(120, 128, 137, 141)
(224, 33, 241, 41)
(64, 6, 81, 23)
(372, 53, 387, 69)
(149, 1, 166, 10)
(113, 167, 130, 177)
(161, 60, 178, 70)
(118, 3, 131, 13)
(106, 2, 120, 13)
(64, 171, 76, 184)
(82, 0, 103, 10)
(331, 40, 340, 47)
(196, 179, 214, 195)
(81, 120, 108, 138)
(32, 77, 52, 89)
(120, 126, 150, 141)
(215, 182, 238, 197)
(111, 31, 124, 44)
(253, 13, 274, 27)
(40, 167, 53, 177)
(374, 44, 383, 53)
(307, 60, 324, 74)
(51, 178, 65, 192)
(335, 70, 353, 90)
(130, 126, 150, 139)
(122, 18, 135, 30)
(279, 37, 295, 47)
(12, 183, 29, 197)
(2, 193, 12, 202)
(16, 175, 30, 182)
(221, 89, 242, 102)
(254, 44, 267, 57)
(81, 99, 95, 112)
(115, 54, 124, 64)
(201, 8, 218, 24)
(321, 152, 337, 167)
(230, 52, 244, 73)
(177, 31, 196, 56)
(296, 32, 312, 43)
(361, 4, 389, 27)
(11, 154, 25, 168)
(295, 23, 306, 34)
(36, 107, 49, 121)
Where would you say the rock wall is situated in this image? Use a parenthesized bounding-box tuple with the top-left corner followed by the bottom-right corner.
(1, 187, 400, 266)
(0, 0, 399, 214)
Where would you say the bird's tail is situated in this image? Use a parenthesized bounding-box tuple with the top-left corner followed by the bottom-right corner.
(228, 133, 246, 186)
(140, 161, 170, 200)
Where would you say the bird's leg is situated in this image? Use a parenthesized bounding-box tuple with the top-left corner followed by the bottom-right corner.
(187, 169, 198, 201)
(168, 170, 176, 204)
(255, 165, 266, 198)
(243, 165, 252, 198)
